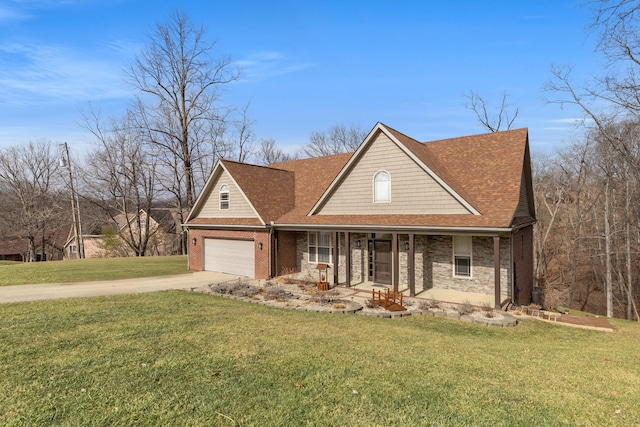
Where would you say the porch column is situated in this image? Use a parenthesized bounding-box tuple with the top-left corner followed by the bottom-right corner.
(408, 233, 415, 296)
(345, 231, 351, 287)
(494, 236, 501, 308)
(333, 231, 339, 285)
(392, 232, 399, 291)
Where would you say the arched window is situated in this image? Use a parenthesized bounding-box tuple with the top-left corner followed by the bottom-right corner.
(374, 171, 390, 202)
(219, 184, 229, 209)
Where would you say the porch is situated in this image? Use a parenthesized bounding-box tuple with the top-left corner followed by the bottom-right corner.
(346, 281, 495, 307)
(287, 230, 512, 308)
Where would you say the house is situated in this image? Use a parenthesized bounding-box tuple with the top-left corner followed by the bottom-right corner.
(0, 238, 25, 261)
(184, 123, 536, 307)
(1, 232, 65, 262)
(64, 208, 184, 258)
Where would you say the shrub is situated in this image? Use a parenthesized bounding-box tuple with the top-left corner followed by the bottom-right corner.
(480, 302, 495, 318)
(209, 280, 258, 297)
(419, 299, 440, 310)
(279, 266, 298, 284)
(309, 289, 340, 305)
(262, 283, 292, 301)
(456, 300, 474, 315)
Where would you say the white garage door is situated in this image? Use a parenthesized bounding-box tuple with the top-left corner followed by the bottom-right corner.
(204, 238, 255, 277)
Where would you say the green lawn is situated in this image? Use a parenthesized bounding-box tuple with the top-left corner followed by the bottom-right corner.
(0, 256, 190, 286)
(1, 292, 638, 426)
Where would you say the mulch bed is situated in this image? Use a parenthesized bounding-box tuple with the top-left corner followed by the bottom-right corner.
(557, 314, 614, 330)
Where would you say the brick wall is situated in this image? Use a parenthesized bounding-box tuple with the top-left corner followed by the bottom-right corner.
(276, 231, 297, 276)
(187, 228, 270, 279)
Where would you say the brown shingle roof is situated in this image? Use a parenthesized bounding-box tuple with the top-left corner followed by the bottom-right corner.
(270, 152, 353, 223)
(423, 128, 529, 227)
(189, 124, 533, 230)
(221, 160, 295, 223)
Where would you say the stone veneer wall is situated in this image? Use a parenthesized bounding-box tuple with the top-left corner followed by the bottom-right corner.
(418, 235, 511, 298)
(294, 231, 511, 299)
(296, 231, 367, 285)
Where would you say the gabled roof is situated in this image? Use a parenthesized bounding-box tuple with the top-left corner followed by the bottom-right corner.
(422, 127, 531, 227)
(187, 123, 534, 231)
(222, 160, 296, 223)
(308, 123, 480, 216)
(186, 159, 296, 226)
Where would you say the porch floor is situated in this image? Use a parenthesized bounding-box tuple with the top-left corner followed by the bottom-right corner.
(346, 281, 495, 307)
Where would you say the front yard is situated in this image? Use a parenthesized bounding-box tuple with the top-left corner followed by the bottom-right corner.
(0, 256, 189, 286)
(1, 291, 638, 426)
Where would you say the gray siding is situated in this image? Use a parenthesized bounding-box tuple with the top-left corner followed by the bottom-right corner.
(198, 170, 258, 218)
(316, 133, 470, 215)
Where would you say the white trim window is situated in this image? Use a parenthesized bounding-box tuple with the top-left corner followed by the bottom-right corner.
(374, 170, 391, 202)
(219, 184, 230, 210)
(69, 245, 77, 254)
(308, 231, 332, 264)
(453, 236, 472, 277)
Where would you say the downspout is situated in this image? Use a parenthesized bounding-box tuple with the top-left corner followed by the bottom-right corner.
(267, 221, 274, 279)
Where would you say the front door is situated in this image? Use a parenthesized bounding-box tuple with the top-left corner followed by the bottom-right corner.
(373, 240, 391, 285)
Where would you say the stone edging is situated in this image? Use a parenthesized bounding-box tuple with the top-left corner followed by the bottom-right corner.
(207, 291, 518, 327)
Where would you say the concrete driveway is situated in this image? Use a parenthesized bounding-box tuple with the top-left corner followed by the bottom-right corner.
(0, 271, 240, 303)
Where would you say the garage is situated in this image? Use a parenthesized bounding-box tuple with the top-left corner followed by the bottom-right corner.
(204, 238, 255, 277)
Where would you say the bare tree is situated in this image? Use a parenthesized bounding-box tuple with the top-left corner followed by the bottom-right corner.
(532, 153, 566, 289)
(125, 10, 239, 210)
(301, 124, 366, 157)
(255, 139, 296, 166)
(82, 111, 159, 256)
(232, 103, 256, 163)
(464, 90, 519, 132)
(0, 141, 65, 261)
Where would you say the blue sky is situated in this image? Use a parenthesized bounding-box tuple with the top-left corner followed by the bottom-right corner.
(0, 0, 600, 158)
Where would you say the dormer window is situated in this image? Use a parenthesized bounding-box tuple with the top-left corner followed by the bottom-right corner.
(219, 184, 229, 209)
(374, 171, 391, 202)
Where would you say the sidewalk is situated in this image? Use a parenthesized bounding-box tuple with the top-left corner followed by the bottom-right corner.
(0, 271, 239, 303)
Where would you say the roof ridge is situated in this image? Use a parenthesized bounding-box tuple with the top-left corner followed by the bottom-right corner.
(221, 158, 292, 173)
(269, 151, 355, 168)
(423, 127, 528, 144)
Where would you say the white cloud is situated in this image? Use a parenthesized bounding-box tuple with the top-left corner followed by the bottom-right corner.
(236, 51, 314, 82)
(0, 4, 25, 21)
(0, 42, 131, 106)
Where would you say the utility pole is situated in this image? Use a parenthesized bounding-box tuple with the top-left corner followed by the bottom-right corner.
(61, 142, 84, 259)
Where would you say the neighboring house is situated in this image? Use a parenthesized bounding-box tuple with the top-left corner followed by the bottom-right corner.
(63, 208, 184, 258)
(1, 232, 65, 262)
(0, 238, 25, 261)
(184, 123, 536, 307)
